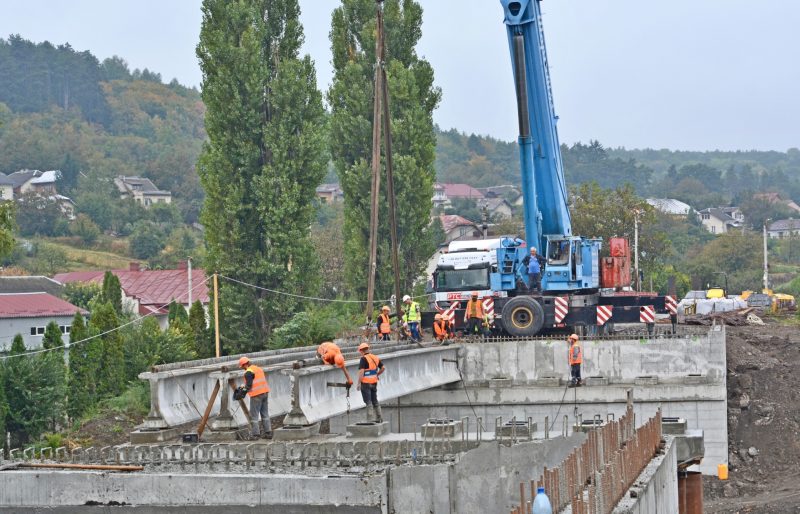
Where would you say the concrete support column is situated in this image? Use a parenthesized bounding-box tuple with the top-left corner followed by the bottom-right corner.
(282, 370, 311, 426)
(210, 377, 237, 431)
(142, 377, 169, 430)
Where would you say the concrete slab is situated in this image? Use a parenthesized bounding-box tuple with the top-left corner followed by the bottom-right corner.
(634, 376, 659, 385)
(273, 423, 321, 441)
(421, 419, 462, 438)
(130, 427, 182, 444)
(346, 422, 390, 438)
(662, 417, 688, 435)
(585, 376, 609, 386)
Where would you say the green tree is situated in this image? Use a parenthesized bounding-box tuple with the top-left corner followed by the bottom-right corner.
(16, 192, 68, 237)
(167, 300, 188, 327)
(0, 201, 15, 259)
(129, 221, 166, 260)
(687, 231, 762, 293)
(42, 321, 63, 350)
(3, 335, 48, 446)
(69, 213, 101, 244)
(39, 323, 67, 431)
(63, 282, 102, 311)
(101, 271, 123, 315)
(197, 0, 328, 352)
(88, 302, 125, 398)
(67, 312, 96, 421)
(329, 0, 441, 300)
(188, 300, 211, 358)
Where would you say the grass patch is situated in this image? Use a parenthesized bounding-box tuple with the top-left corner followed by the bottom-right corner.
(45, 239, 136, 271)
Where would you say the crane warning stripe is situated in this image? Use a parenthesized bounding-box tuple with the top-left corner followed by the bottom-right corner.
(665, 295, 678, 315)
(482, 297, 494, 316)
(554, 296, 569, 323)
(596, 305, 613, 325)
(639, 305, 655, 323)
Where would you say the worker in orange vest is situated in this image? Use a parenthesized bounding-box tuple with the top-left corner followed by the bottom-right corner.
(377, 305, 392, 341)
(464, 292, 487, 337)
(433, 313, 452, 342)
(567, 334, 583, 387)
(239, 356, 272, 439)
(357, 342, 385, 423)
(316, 341, 353, 386)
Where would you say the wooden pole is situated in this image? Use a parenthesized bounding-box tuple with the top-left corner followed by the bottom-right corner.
(378, 10, 403, 339)
(213, 273, 221, 358)
(196, 380, 221, 438)
(365, 0, 385, 327)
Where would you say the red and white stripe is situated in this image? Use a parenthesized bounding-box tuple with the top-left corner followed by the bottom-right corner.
(482, 297, 494, 317)
(665, 295, 678, 316)
(596, 305, 613, 325)
(554, 296, 569, 324)
(443, 301, 458, 322)
(639, 305, 655, 323)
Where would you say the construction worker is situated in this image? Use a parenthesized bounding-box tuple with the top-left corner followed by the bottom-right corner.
(567, 334, 583, 387)
(357, 342, 385, 423)
(464, 292, 487, 337)
(527, 247, 544, 292)
(402, 295, 422, 342)
(316, 341, 353, 386)
(377, 305, 392, 341)
(239, 356, 272, 439)
(433, 313, 450, 341)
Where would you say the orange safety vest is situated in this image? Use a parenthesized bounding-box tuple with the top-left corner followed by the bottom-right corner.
(568, 343, 583, 365)
(361, 353, 381, 384)
(466, 299, 484, 319)
(433, 320, 448, 340)
(378, 313, 391, 334)
(245, 364, 269, 397)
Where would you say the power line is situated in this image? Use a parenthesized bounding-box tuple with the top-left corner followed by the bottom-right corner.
(0, 277, 211, 361)
(219, 274, 431, 304)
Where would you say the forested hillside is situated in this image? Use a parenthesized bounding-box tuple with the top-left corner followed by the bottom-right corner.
(0, 36, 205, 225)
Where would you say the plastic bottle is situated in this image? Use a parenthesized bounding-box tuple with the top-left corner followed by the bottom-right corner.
(532, 487, 553, 514)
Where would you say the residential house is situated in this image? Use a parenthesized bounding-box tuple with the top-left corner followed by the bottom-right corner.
(54, 262, 209, 329)
(479, 185, 523, 206)
(767, 219, 800, 239)
(0, 276, 64, 297)
(315, 183, 344, 204)
(439, 214, 481, 243)
(697, 207, 744, 234)
(646, 198, 692, 217)
(6, 169, 61, 197)
(0, 174, 14, 200)
(754, 192, 800, 214)
(478, 197, 513, 220)
(114, 176, 172, 207)
(432, 183, 485, 209)
(0, 292, 87, 351)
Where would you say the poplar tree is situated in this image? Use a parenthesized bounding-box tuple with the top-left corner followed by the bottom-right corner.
(39, 322, 67, 431)
(188, 300, 212, 358)
(4, 335, 47, 445)
(89, 302, 125, 398)
(197, 0, 328, 352)
(101, 271, 123, 315)
(329, 0, 441, 300)
(67, 312, 95, 421)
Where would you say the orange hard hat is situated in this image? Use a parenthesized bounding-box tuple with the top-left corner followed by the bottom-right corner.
(471, 291, 479, 297)
(434, 313, 443, 320)
(568, 333, 579, 341)
(238, 356, 250, 367)
(382, 305, 390, 312)
(358, 342, 370, 352)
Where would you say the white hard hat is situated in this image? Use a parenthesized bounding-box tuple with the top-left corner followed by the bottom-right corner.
(403, 295, 411, 302)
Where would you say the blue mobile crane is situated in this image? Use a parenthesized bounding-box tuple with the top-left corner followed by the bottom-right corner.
(429, 0, 672, 336)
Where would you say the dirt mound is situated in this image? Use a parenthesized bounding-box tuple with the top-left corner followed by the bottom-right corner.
(704, 320, 800, 513)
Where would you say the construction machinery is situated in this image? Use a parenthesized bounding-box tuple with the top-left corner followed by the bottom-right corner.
(429, 0, 673, 336)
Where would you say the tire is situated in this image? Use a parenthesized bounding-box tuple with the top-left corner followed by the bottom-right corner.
(501, 296, 545, 337)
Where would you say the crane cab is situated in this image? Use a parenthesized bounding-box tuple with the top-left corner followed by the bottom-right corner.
(542, 236, 601, 292)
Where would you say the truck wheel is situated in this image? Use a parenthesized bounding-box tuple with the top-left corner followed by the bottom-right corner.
(501, 297, 545, 337)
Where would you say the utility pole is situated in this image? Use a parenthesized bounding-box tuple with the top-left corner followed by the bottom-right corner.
(763, 220, 770, 292)
(633, 209, 640, 292)
(213, 273, 220, 358)
(365, 0, 403, 337)
(187, 257, 192, 307)
(481, 205, 489, 239)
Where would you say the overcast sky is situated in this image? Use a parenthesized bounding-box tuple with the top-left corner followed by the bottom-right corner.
(2, 0, 798, 151)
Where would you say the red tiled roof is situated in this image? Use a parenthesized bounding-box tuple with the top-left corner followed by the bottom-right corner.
(439, 214, 478, 233)
(0, 292, 87, 319)
(54, 269, 210, 315)
(439, 183, 484, 199)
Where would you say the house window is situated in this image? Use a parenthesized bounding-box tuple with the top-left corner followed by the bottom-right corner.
(459, 226, 469, 237)
(711, 226, 716, 234)
(701, 214, 710, 220)
(30, 326, 45, 336)
(60, 325, 71, 335)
